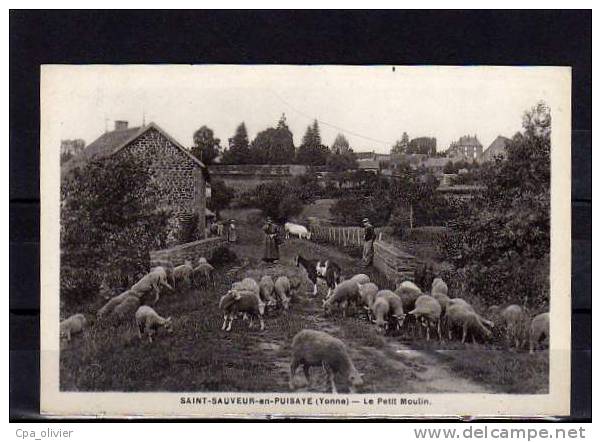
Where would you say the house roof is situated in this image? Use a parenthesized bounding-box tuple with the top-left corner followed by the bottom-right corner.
(480, 135, 511, 159)
(62, 122, 206, 175)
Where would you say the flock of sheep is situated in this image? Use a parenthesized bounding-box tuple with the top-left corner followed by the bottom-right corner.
(59, 248, 550, 394)
(60, 257, 215, 343)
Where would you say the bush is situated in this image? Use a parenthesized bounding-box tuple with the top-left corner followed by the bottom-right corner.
(209, 246, 238, 267)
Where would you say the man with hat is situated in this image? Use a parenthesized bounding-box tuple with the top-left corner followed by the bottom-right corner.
(362, 217, 376, 267)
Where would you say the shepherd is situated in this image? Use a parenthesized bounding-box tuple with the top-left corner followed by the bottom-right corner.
(362, 217, 376, 267)
(262, 217, 279, 263)
(228, 219, 237, 242)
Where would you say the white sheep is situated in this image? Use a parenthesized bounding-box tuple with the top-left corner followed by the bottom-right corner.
(431, 277, 449, 296)
(375, 290, 406, 331)
(135, 305, 173, 343)
(97, 289, 138, 319)
(284, 222, 312, 240)
(173, 260, 194, 289)
(60, 313, 88, 342)
(193, 257, 215, 287)
(446, 303, 492, 344)
(289, 329, 364, 394)
(371, 297, 391, 334)
(274, 276, 292, 310)
(323, 280, 361, 317)
(529, 312, 549, 354)
(409, 294, 442, 341)
(349, 274, 370, 285)
(219, 289, 266, 331)
(358, 282, 379, 319)
(395, 280, 423, 312)
(112, 294, 140, 319)
(448, 298, 494, 329)
(259, 275, 277, 307)
(500, 304, 528, 349)
(131, 267, 173, 304)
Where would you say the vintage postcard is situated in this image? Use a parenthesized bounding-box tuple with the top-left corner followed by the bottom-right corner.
(40, 65, 571, 418)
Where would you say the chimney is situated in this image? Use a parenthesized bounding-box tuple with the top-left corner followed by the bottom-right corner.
(114, 120, 129, 131)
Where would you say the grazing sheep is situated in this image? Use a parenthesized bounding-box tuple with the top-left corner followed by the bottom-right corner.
(323, 280, 361, 317)
(371, 297, 391, 334)
(395, 280, 423, 312)
(500, 304, 528, 349)
(431, 277, 449, 296)
(284, 222, 312, 240)
(409, 294, 442, 341)
(288, 275, 303, 301)
(446, 303, 492, 344)
(135, 305, 173, 343)
(112, 295, 140, 319)
(232, 278, 261, 301)
(358, 282, 379, 319)
(219, 289, 266, 331)
(375, 290, 406, 330)
(349, 274, 370, 285)
(274, 276, 292, 310)
(97, 289, 138, 319)
(131, 268, 173, 304)
(173, 260, 194, 289)
(259, 275, 277, 307)
(289, 329, 364, 394)
(193, 257, 215, 287)
(150, 259, 175, 287)
(60, 313, 88, 342)
(529, 312, 550, 354)
(448, 298, 495, 329)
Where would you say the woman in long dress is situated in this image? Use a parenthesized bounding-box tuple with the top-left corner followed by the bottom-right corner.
(262, 217, 279, 263)
(228, 219, 237, 242)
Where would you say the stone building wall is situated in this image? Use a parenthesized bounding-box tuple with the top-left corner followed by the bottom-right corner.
(116, 127, 206, 244)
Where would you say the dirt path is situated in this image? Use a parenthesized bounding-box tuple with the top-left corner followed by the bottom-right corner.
(224, 223, 491, 394)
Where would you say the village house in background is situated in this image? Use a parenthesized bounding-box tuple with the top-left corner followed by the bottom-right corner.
(479, 135, 512, 162)
(60, 138, 85, 164)
(62, 121, 210, 245)
(447, 135, 483, 162)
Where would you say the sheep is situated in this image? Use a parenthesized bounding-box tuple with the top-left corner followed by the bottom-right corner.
(289, 329, 364, 394)
(409, 294, 442, 341)
(274, 276, 292, 310)
(97, 289, 137, 319)
(499, 304, 528, 349)
(131, 267, 173, 304)
(60, 313, 88, 342)
(219, 289, 266, 331)
(173, 260, 194, 289)
(349, 274, 370, 285)
(375, 290, 406, 331)
(193, 257, 215, 287)
(284, 222, 312, 240)
(322, 280, 361, 317)
(395, 280, 423, 312)
(529, 312, 550, 354)
(448, 298, 495, 329)
(288, 275, 303, 301)
(431, 277, 449, 296)
(371, 297, 391, 334)
(112, 294, 141, 319)
(135, 305, 173, 343)
(150, 259, 175, 287)
(259, 275, 277, 307)
(358, 282, 379, 320)
(232, 277, 261, 301)
(446, 303, 492, 344)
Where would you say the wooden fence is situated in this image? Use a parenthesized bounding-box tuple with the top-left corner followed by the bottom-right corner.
(309, 225, 385, 248)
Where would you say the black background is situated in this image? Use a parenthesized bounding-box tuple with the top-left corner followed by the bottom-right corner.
(9, 10, 591, 422)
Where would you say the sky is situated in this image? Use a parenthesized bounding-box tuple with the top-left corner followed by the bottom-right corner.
(41, 65, 570, 154)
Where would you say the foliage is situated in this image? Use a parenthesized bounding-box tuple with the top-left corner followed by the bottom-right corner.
(390, 132, 410, 154)
(191, 125, 221, 165)
(60, 154, 171, 303)
(407, 136, 437, 155)
(442, 101, 551, 308)
(209, 245, 238, 267)
(331, 133, 351, 154)
(207, 179, 235, 216)
(222, 122, 251, 164)
(248, 114, 296, 164)
(296, 120, 330, 166)
(326, 151, 358, 173)
(177, 213, 200, 244)
(241, 182, 306, 222)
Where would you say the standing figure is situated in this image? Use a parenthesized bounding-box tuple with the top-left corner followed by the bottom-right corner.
(262, 217, 279, 263)
(216, 220, 224, 237)
(228, 219, 237, 242)
(361, 218, 376, 267)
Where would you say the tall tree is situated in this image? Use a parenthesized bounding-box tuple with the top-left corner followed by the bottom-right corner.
(223, 122, 250, 164)
(297, 120, 329, 166)
(391, 132, 410, 154)
(191, 126, 221, 165)
(248, 114, 295, 164)
(331, 133, 350, 154)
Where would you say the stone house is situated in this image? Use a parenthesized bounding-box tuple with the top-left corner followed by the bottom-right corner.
(479, 135, 511, 162)
(63, 121, 209, 245)
(447, 135, 483, 162)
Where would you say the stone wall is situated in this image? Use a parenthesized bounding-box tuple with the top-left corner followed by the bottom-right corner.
(117, 127, 206, 244)
(373, 240, 416, 284)
(208, 164, 308, 191)
(150, 237, 227, 267)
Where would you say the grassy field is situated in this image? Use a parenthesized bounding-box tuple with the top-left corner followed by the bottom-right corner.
(60, 210, 548, 394)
